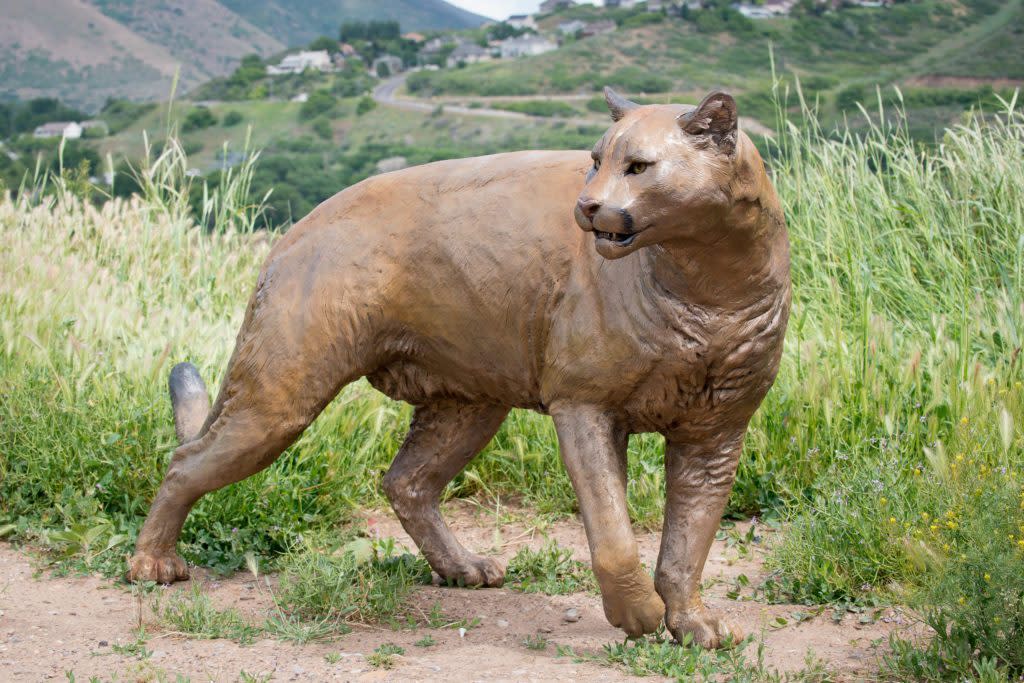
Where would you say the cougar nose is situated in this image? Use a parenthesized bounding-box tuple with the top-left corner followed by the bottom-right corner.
(577, 198, 601, 220)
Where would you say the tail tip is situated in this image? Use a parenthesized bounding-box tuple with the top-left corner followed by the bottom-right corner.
(169, 362, 206, 400)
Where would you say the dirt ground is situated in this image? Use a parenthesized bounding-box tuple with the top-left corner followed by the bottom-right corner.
(0, 505, 917, 682)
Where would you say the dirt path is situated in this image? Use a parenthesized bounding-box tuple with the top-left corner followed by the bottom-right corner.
(0, 507, 915, 681)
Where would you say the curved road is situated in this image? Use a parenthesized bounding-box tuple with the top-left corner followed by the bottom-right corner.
(372, 73, 606, 127)
(373, 73, 773, 136)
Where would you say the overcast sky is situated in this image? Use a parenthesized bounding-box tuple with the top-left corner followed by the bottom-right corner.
(447, 0, 598, 21)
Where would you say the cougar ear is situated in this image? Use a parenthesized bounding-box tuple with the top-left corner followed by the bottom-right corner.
(679, 91, 738, 154)
(604, 86, 639, 122)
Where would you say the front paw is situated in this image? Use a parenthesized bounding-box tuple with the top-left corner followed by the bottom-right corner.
(601, 570, 665, 637)
(667, 607, 742, 649)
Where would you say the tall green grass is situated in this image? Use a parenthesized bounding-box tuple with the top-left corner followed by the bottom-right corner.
(1, 90, 1022, 673)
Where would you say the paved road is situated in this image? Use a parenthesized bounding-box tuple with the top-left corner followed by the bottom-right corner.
(372, 74, 604, 127)
(372, 73, 774, 137)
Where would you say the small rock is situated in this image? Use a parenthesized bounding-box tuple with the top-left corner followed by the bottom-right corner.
(495, 619, 510, 628)
(538, 626, 553, 634)
(98, 640, 108, 647)
(563, 608, 581, 623)
(150, 650, 166, 660)
(292, 665, 305, 675)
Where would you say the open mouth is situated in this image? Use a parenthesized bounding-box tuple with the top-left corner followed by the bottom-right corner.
(594, 230, 638, 247)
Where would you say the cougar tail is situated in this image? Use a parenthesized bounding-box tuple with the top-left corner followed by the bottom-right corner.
(168, 362, 211, 445)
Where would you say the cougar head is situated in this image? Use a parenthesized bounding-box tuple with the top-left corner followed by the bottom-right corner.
(575, 87, 740, 260)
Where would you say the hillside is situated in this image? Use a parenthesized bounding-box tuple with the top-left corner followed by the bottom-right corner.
(407, 0, 1021, 131)
(221, 0, 488, 48)
(0, 0, 486, 110)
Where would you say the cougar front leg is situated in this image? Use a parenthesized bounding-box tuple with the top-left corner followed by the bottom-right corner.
(656, 434, 745, 648)
(551, 404, 664, 637)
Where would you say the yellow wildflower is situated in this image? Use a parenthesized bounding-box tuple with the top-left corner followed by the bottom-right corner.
(984, 573, 991, 582)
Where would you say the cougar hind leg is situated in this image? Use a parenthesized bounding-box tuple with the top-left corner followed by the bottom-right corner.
(383, 402, 509, 587)
(129, 308, 377, 583)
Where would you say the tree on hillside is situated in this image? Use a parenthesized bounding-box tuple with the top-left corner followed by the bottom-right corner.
(308, 36, 340, 54)
(340, 20, 401, 43)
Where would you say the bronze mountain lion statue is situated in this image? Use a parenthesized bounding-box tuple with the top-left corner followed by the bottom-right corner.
(128, 89, 791, 649)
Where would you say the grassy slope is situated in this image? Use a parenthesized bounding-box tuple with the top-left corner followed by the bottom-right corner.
(96, 97, 607, 170)
(407, 0, 1019, 126)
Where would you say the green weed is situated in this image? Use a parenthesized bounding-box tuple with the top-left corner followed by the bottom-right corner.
(505, 540, 597, 595)
(523, 634, 549, 651)
(367, 643, 404, 669)
(274, 537, 430, 625)
(157, 585, 261, 644)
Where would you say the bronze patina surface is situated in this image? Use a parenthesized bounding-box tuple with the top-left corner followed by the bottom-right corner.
(128, 89, 791, 649)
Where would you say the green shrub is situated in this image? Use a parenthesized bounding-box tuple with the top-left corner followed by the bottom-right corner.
(222, 110, 244, 127)
(299, 90, 337, 120)
(884, 456, 1024, 679)
(181, 106, 217, 132)
(311, 116, 333, 140)
(356, 95, 377, 116)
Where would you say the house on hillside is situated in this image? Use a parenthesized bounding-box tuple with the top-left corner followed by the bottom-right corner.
(266, 50, 332, 75)
(604, 0, 637, 8)
(507, 14, 537, 30)
(446, 43, 492, 68)
(734, 0, 795, 17)
(402, 32, 426, 43)
(372, 54, 404, 77)
(33, 122, 82, 139)
(540, 0, 577, 12)
(499, 35, 558, 58)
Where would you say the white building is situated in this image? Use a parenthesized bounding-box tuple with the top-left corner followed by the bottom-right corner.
(266, 50, 332, 75)
(734, 0, 795, 17)
(506, 14, 537, 30)
(446, 43, 492, 68)
(558, 20, 586, 35)
(33, 122, 82, 139)
(500, 35, 558, 58)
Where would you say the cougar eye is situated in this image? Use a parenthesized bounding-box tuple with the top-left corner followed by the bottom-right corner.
(593, 158, 601, 171)
(627, 161, 648, 175)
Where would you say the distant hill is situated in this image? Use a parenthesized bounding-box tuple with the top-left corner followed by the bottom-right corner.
(0, 0, 486, 110)
(221, 0, 489, 48)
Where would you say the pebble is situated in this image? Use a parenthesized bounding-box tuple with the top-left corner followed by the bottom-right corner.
(495, 619, 510, 628)
(563, 608, 580, 623)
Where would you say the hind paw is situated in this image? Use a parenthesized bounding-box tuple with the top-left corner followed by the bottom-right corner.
(127, 551, 190, 584)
